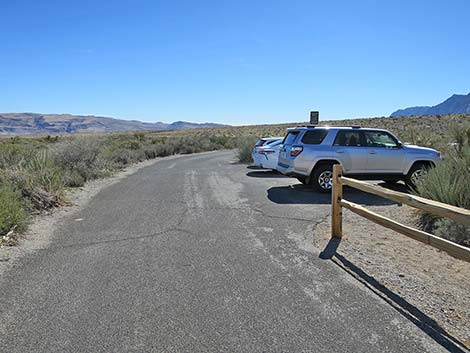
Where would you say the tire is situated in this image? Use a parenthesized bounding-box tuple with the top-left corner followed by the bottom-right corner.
(311, 164, 335, 192)
(405, 162, 429, 188)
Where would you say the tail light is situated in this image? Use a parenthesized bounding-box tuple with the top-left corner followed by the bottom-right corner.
(290, 146, 303, 157)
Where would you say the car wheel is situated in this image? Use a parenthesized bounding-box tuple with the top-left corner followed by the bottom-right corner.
(405, 163, 429, 188)
(312, 164, 335, 193)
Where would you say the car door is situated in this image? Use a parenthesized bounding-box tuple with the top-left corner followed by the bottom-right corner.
(331, 130, 367, 174)
(363, 130, 405, 173)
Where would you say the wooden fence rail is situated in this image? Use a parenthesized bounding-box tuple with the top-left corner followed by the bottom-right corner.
(331, 165, 470, 263)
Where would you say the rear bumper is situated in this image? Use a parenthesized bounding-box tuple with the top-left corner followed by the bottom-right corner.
(252, 154, 265, 167)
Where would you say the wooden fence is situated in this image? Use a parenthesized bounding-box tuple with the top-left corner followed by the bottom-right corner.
(331, 165, 470, 263)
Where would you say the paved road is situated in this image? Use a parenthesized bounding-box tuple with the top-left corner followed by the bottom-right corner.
(0, 151, 447, 352)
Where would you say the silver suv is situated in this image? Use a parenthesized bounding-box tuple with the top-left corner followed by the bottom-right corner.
(277, 126, 441, 192)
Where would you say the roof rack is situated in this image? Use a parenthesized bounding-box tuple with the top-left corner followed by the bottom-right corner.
(289, 125, 362, 129)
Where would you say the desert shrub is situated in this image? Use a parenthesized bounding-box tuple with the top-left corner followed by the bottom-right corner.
(433, 218, 470, 247)
(62, 169, 86, 187)
(151, 136, 167, 144)
(209, 134, 235, 148)
(415, 147, 470, 246)
(0, 182, 28, 237)
(143, 146, 158, 159)
(153, 143, 176, 157)
(236, 135, 258, 163)
(13, 151, 65, 210)
(133, 132, 146, 142)
(19, 152, 64, 195)
(449, 122, 470, 156)
(402, 126, 441, 148)
(0, 142, 35, 169)
(104, 147, 146, 167)
(52, 138, 110, 184)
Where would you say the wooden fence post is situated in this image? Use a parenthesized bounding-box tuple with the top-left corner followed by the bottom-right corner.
(331, 164, 343, 238)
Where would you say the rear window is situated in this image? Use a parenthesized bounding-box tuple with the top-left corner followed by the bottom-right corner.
(267, 140, 282, 146)
(255, 139, 267, 147)
(301, 129, 328, 145)
(282, 131, 299, 145)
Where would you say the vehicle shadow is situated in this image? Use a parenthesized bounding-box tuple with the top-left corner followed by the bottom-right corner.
(246, 170, 287, 178)
(319, 238, 468, 353)
(267, 184, 398, 206)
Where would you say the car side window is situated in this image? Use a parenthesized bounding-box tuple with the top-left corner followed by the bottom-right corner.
(333, 131, 363, 147)
(301, 130, 328, 144)
(364, 131, 399, 148)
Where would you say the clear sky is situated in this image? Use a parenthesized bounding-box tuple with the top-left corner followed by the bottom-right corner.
(1, 0, 469, 125)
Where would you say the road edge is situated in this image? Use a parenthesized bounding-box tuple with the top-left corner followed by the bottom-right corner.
(0, 151, 221, 277)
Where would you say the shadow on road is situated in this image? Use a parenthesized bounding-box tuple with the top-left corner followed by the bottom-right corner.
(267, 184, 398, 206)
(246, 170, 286, 178)
(319, 238, 468, 353)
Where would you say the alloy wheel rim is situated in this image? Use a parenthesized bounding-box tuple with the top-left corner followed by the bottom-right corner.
(411, 168, 426, 185)
(318, 170, 333, 190)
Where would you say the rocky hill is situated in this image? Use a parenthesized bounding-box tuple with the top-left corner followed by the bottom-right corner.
(0, 113, 226, 135)
(391, 93, 470, 117)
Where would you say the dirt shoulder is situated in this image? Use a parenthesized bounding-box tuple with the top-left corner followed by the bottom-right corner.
(313, 189, 470, 350)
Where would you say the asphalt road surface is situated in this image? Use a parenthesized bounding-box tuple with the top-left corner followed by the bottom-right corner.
(0, 151, 450, 352)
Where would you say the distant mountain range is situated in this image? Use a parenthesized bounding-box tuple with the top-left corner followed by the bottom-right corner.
(0, 113, 226, 135)
(391, 93, 470, 117)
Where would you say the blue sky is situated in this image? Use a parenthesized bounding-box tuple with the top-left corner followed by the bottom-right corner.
(1, 0, 469, 125)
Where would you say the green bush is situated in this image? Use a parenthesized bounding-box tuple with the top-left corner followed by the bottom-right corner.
(0, 182, 28, 237)
(415, 147, 470, 246)
(236, 135, 258, 163)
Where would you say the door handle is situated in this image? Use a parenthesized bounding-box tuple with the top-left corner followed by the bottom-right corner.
(336, 150, 345, 154)
(369, 150, 377, 154)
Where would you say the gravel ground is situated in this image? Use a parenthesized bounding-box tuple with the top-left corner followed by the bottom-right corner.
(313, 185, 470, 350)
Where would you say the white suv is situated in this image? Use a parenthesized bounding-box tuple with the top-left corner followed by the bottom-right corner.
(277, 126, 441, 192)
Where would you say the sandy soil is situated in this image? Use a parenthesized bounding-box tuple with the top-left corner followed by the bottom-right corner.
(313, 191, 470, 350)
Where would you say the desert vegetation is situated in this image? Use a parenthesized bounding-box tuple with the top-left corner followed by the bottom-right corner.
(414, 123, 470, 246)
(1, 113, 469, 247)
(0, 131, 236, 245)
